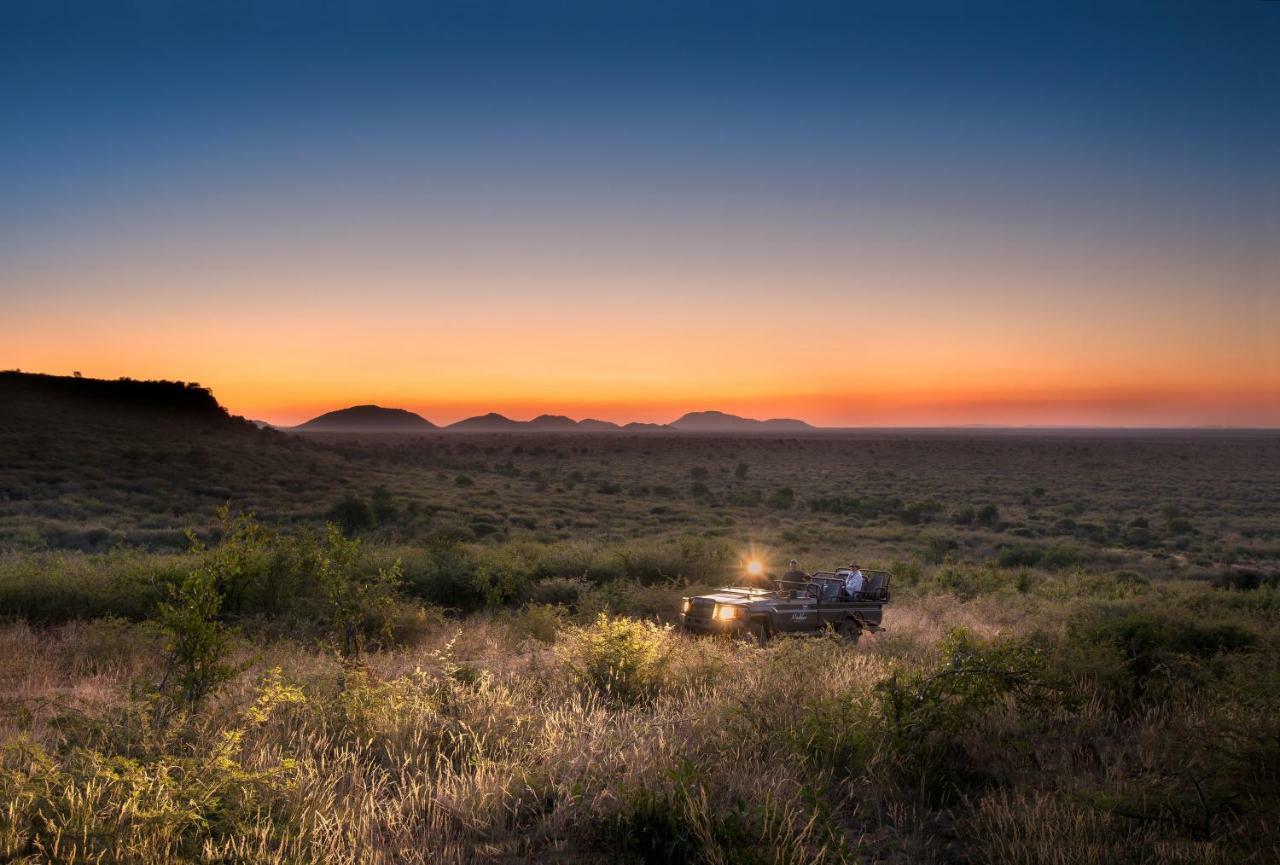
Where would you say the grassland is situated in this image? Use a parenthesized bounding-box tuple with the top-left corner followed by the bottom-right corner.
(1, 375, 1278, 862)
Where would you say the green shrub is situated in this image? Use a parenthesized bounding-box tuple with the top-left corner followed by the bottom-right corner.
(470, 547, 534, 606)
(0, 549, 180, 622)
(556, 613, 670, 703)
(528, 576, 589, 608)
(900, 499, 944, 525)
(314, 526, 403, 657)
(370, 486, 398, 524)
(328, 492, 374, 534)
(157, 565, 235, 710)
(1082, 612, 1258, 703)
(996, 545, 1042, 568)
(876, 628, 1059, 801)
(767, 487, 796, 510)
(506, 602, 568, 644)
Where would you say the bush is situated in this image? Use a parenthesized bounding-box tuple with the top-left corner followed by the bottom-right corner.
(876, 628, 1059, 800)
(767, 487, 796, 510)
(505, 602, 567, 644)
(528, 576, 589, 608)
(1083, 612, 1258, 703)
(996, 545, 1042, 568)
(399, 546, 487, 612)
(0, 549, 180, 622)
(328, 493, 374, 534)
(900, 499, 944, 525)
(556, 613, 670, 703)
(809, 494, 901, 519)
(470, 547, 534, 606)
(370, 486, 398, 524)
(157, 565, 235, 710)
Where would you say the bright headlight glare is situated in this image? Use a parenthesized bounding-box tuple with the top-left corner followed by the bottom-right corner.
(716, 605, 739, 621)
(746, 560, 763, 576)
(681, 598, 691, 614)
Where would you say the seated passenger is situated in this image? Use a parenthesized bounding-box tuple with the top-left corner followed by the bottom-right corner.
(843, 566, 864, 599)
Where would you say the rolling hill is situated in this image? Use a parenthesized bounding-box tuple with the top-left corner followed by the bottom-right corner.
(295, 405, 436, 432)
(668, 410, 814, 432)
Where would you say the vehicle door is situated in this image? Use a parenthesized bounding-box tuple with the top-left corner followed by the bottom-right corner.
(814, 579, 846, 629)
(770, 583, 821, 632)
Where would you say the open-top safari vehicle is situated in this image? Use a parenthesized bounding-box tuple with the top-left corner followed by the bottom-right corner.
(678, 564, 891, 644)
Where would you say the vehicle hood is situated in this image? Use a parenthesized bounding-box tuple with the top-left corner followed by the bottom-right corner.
(692, 587, 773, 606)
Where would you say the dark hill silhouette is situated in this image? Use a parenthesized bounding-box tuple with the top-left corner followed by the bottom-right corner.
(447, 412, 525, 431)
(578, 418, 621, 431)
(668, 410, 813, 432)
(295, 405, 436, 432)
(1, 370, 232, 425)
(623, 421, 667, 432)
(526, 414, 579, 430)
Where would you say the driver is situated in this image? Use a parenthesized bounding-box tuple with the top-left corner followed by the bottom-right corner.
(781, 559, 809, 583)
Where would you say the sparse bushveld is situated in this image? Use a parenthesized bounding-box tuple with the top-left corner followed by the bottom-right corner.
(1, 375, 1279, 862)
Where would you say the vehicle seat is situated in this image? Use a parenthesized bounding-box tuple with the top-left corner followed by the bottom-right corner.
(862, 573, 886, 598)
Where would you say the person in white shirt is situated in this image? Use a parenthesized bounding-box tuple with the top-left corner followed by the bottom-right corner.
(844, 566, 864, 598)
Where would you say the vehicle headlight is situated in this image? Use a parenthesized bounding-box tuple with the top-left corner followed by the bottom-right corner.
(680, 598, 691, 614)
(716, 604, 740, 621)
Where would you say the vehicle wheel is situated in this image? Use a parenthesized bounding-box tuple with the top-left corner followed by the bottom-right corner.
(836, 620, 862, 644)
(745, 620, 771, 646)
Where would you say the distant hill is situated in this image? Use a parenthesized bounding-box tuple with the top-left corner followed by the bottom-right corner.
(448, 412, 525, 431)
(280, 400, 819, 434)
(450, 413, 624, 431)
(668, 410, 814, 432)
(526, 414, 580, 430)
(578, 418, 621, 431)
(295, 405, 436, 432)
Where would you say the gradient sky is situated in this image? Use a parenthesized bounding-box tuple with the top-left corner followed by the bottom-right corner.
(3, 1, 1278, 426)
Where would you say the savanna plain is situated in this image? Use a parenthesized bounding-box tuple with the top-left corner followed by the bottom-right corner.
(1, 372, 1278, 863)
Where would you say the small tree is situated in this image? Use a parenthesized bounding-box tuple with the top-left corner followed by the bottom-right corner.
(157, 566, 235, 711)
(316, 525, 402, 658)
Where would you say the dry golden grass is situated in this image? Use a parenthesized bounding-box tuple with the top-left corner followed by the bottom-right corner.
(3, 579, 1277, 864)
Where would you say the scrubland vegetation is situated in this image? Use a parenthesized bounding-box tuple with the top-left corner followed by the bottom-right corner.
(2, 374, 1278, 862)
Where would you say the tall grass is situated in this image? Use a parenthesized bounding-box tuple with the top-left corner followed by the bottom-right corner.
(2, 578, 1276, 864)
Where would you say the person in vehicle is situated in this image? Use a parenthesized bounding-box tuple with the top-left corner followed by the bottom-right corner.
(781, 559, 808, 583)
(843, 565, 864, 598)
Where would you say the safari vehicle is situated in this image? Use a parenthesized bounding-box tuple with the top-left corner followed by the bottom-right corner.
(678, 567, 891, 644)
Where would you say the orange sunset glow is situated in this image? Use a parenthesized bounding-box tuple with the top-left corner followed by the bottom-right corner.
(6, 228, 1276, 427)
